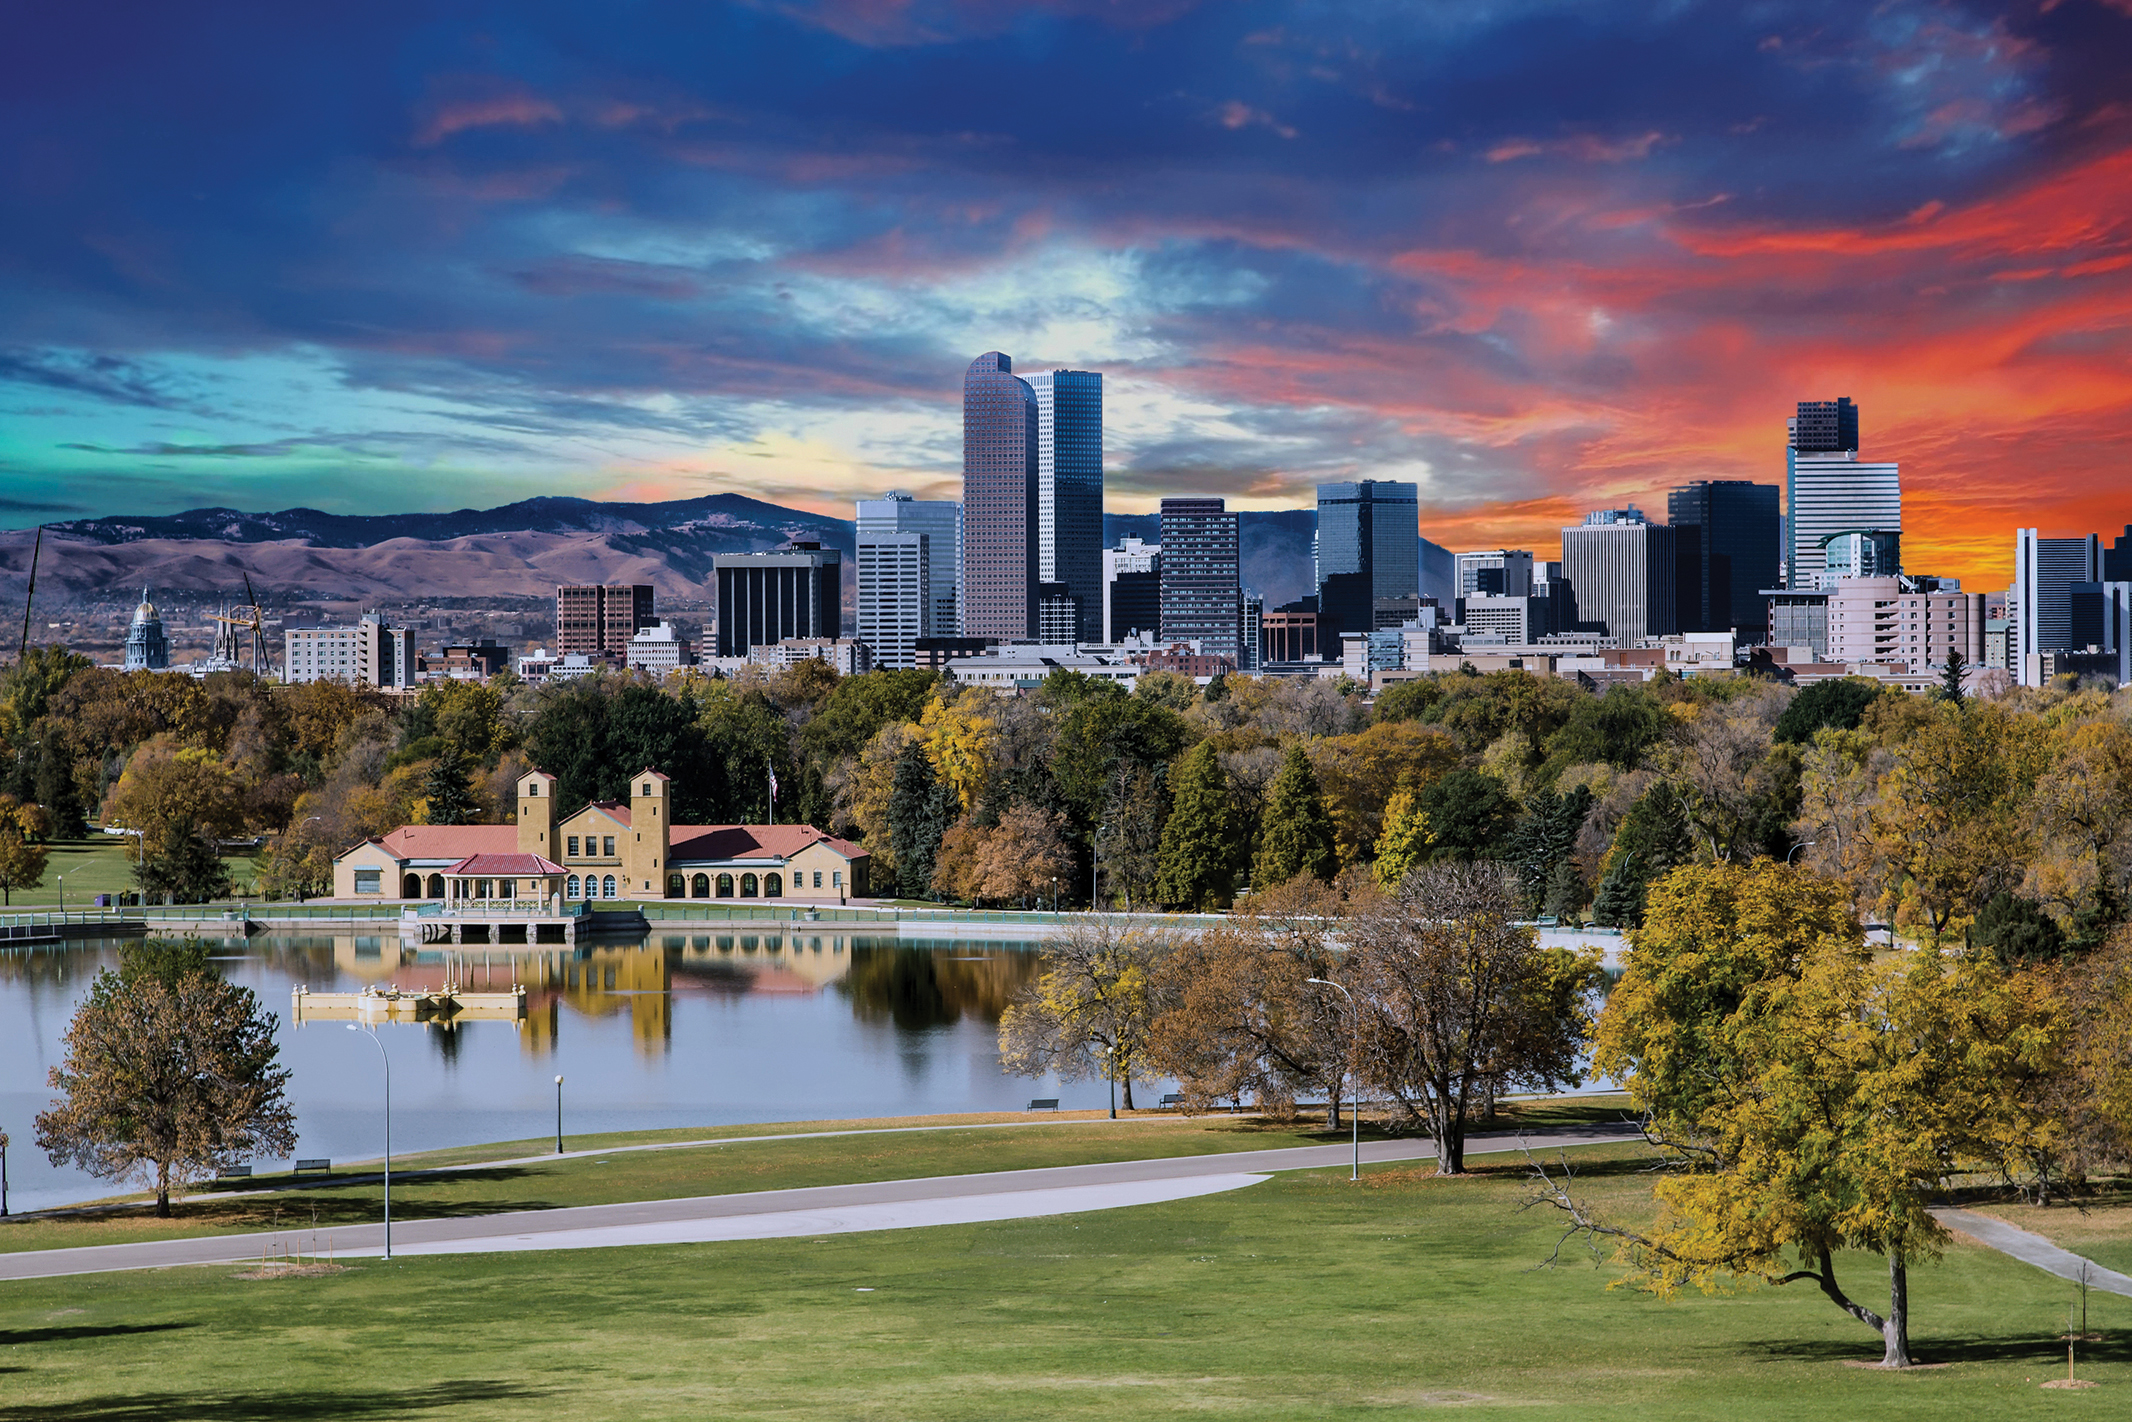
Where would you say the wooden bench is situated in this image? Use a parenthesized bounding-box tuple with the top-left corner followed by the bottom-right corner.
(1026, 1098, 1060, 1111)
(294, 1159, 332, 1175)
(1160, 1093, 1186, 1109)
(216, 1165, 253, 1180)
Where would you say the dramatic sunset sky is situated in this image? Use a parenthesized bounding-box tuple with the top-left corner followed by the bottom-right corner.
(4, 1, 2129, 588)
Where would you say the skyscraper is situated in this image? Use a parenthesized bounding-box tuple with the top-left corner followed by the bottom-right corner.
(1316, 480, 1418, 636)
(1103, 536, 1161, 642)
(556, 584, 656, 657)
(1453, 549, 1534, 598)
(855, 531, 929, 670)
(1667, 480, 1780, 638)
(1560, 509, 1678, 644)
(857, 493, 961, 636)
(713, 544, 842, 658)
(1159, 497, 1241, 662)
(2014, 529, 2103, 685)
(1022, 368, 1104, 644)
(960, 352, 1039, 640)
(1782, 398, 1897, 590)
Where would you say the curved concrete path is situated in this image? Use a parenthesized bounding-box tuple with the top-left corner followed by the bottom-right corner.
(0, 1124, 1636, 1281)
(1934, 1207, 2132, 1298)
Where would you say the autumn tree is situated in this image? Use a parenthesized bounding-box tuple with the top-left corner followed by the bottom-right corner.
(104, 737, 247, 845)
(1148, 876, 1351, 1123)
(1345, 862, 1602, 1173)
(1870, 701, 2040, 943)
(1372, 790, 1432, 890)
(999, 917, 1170, 1110)
(1094, 763, 1167, 910)
(933, 803, 1074, 907)
(1154, 742, 1244, 909)
(0, 817, 48, 905)
(920, 686, 998, 813)
(36, 939, 297, 1216)
(1252, 745, 1338, 888)
(1557, 861, 2060, 1368)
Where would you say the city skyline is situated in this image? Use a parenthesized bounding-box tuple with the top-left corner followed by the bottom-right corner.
(5, 4, 2131, 599)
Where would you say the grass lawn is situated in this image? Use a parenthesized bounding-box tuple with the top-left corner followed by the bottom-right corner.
(2, 838, 140, 910)
(1, 1144, 2124, 1420)
(1976, 1179, 2132, 1277)
(0, 1100, 1629, 1255)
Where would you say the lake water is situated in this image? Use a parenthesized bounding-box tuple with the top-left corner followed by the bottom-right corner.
(1, 929, 1104, 1214)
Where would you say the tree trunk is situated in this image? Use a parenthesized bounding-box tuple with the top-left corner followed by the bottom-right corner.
(1881, 1251, 1911, 1368)
(1431, 1088, 1464, 1175)
(155, 1160, 171, 1218)
(1121, 1076, 1135, 1111)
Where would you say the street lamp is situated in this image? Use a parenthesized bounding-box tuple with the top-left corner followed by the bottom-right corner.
(1, 1126, 10, 1217)
(346, 1024, 391, 1258)
(554, 1075, 565, 1154)
(1102, 1044, 1117, 1120)
(1787, 840, 1816, 866)
(1306, 978, 1359, 1182)
(56, 873, 64, 915)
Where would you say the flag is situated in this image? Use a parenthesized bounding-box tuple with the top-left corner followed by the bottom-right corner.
(766, 759, 778, 802)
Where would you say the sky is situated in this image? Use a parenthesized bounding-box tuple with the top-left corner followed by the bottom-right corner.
(3, 1, 2130, 588)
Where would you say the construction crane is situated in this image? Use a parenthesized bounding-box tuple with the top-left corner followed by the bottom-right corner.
(205, 571, 275, 678)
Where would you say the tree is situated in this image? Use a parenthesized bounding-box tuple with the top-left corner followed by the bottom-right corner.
(1968, 892, 2068, 968)
(1504, 784, 1594, 917)
(920, 687, 998, 813)
(1253, 745, 1338, 888)
(1149, 876, 1351, 1124)
(1345, 862, 1602, 1173)
(1590, 781, 1694, 929)
(933, 803, 1074, 907)
(1414, 767, 1517, 861)
(1773, 677, 1883, 745)
(887, 739, 957, 899)
(1095, 763, 1168, 910)
(1372, 790, 1432, 890)
(0, 818, 48, 905)
(36, 939, 297, 1216)
(104, 739, 246, 845)
(418, 745, 478, 826)
(136, 819, 233, 904)
(999, 917, 1169, 1111)
(1565, 861, 2059, 1368)
(1869, 701, 2039, 943)
(1154, 742, 1244, 909)
(1937, 649, 1967, 706)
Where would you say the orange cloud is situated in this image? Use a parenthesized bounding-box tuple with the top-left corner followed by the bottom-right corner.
(416, 94, 565, 147)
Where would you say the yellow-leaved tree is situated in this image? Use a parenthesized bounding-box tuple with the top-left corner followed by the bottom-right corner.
(1541, 861, 2060, 1368)
(920, 686, 997, 813)
(998, 917, 1168, 1110)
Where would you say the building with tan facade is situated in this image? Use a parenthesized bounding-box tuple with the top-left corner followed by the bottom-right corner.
(333, 766, 869, 902)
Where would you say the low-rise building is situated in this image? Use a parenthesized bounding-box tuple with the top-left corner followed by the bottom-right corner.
(284, 613, 417, 688)
(625, 621, 693, 676)
(944, 645, 1139, 693)
(747, 637, 874, 676)
(333, 767, 869, 902)
(1825, 576, 1984, 674)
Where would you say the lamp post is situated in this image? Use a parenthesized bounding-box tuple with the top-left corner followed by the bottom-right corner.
(1787, 839, 1816, 865)
(2, 1126, 10, 1217)
(554, 1075, 565, 1154)
(346, 1024, 391, 1258)
(56, 873, 64, 915)
(1306, 978, 1359, 1182)
(1102, 1044, 1117, 1119)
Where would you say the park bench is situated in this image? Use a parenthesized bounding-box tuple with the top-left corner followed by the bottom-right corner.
(1160, 1093, 1186, 1109)
(1026, 1098, 1059, 1111)
(216, 1165, 253, 1180)
(294, 1159, 332, 1175)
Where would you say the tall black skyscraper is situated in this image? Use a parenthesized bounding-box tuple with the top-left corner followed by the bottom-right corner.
(1315, 480, 1418, 636)
(1667, 480, 1781, 639)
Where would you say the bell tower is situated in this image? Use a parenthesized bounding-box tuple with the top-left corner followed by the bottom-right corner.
(626, 768, 674, 896)
(517, 769, 559, 857)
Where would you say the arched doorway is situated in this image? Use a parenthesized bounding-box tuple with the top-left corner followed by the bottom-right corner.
(426, 873, 444, 898)
(692, 873, 710, 898)
(763, 873, 783, 898)
(666, 873, 685, 898)
(401, 873, 420, 898)
(740, 873, 758, 898)
(717, 874, 734, 897)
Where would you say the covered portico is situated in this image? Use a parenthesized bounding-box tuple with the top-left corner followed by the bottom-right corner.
(440, 852, 567, 915)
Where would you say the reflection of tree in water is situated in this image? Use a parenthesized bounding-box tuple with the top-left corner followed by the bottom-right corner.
(838, 946, 1039, 1033)
(429, 1020, 462, 1066)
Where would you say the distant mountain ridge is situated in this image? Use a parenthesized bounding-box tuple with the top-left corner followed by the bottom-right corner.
(5, 495, 1318, 611)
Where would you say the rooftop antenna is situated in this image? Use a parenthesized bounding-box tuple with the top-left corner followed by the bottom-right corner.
(16, 524, 42, 663)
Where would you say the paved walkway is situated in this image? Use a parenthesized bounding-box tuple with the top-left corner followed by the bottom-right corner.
(1934, 1207, 2132, 1298)
(0, 1125, 1635, 1281)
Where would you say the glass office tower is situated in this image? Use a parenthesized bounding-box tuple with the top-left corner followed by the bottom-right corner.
(960, 352, 1040, 640)
(1023, 369, 1104, 644)
(1315, 480, 1418, 636)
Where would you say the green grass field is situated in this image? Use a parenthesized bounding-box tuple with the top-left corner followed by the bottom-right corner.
(2, 838, 141, 910)
(0, 1099, 1638, 1255)
(2, 1143, 2123, 1420)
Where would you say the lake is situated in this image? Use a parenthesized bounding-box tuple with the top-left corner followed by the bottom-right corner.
(1, 929, 1098, 1214)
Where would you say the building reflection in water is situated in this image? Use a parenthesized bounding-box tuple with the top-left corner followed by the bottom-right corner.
(286, 931, 1044, 1060)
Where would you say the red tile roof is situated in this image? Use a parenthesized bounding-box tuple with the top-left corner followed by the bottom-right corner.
(444, 852, 564, 876)
(668, 824, 866, 862)
(579, 801, 632, 827)
(378, 825, 518, 860)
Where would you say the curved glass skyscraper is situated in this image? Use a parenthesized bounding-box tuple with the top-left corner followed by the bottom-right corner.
(960, 352, 1040, 640)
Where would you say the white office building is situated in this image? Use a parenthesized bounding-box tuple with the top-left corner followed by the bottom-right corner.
(624, 621, 692, 676)
(1826, 577, 1984, 675)
(2014, 529, 2103, 685)
(1454, 549, 1534, 598)
(1103, 537, 1161, 643)
(856, 531, 930, 670)
(1460, 592, 1533, 643)
(283, 613, 416, 688)
(856, 494, 962, 636)
(1787, 452, 1901, 591)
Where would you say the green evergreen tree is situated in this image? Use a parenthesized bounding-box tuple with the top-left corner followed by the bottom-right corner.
(1506, 784, 1594, 916)
(421, 746, 477, 826)
(135, 821, 233, 905)
(1590, 783, 1694, 928)
(1252, 745, 1338, 887)
(1937, 649, 1967, 707)
(886, 740, 956, 900)
(1154, 742, 1242, 910)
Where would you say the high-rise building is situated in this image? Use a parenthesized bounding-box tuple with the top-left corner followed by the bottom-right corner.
(1454, 550, 1534, 599)
(855, 531, 929, 670)
(1560, 509, 1678, 644)
(2105, 525, 2132, 583)
(1826, 577, 1985, 674)
(856, 493, 961, 636)
(1666, 481, 1780, 639)
(1240, 592, 1263, 673)
(2070, 582, 2132, 685)
(1036, 582, 1079, 646)
(1788, 397, 1859, 455)
(2014, 529, 2103, 686)
(960, 352, 1039, 640)
(1022, 369, 1104, 644)
(1159, 497, 1241, 661)
(1103, 537, 1161, 642)
(1419, 537, 1457, 606)
(1784, 400, 1898, 590)
(556, 584, 656, 658)
(713, 543, 842, 658)
(1818, 529, 1901, 584)
(123, 588, 170, 671)
(283, 612, 416, 688)
(1316, 481, 1418, 635)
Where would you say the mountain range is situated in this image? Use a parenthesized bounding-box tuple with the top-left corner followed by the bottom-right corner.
(0, 496, 1320, 610)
